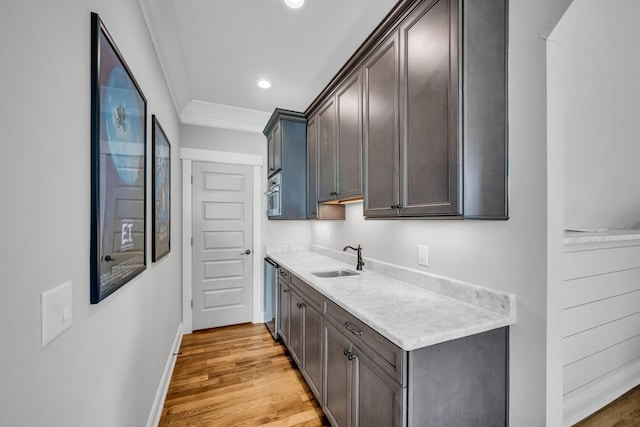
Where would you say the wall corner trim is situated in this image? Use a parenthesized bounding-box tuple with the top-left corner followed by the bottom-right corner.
(146, 322, 183, 427)
(181, 100, 271, 134)
(180, 148, 263, 167)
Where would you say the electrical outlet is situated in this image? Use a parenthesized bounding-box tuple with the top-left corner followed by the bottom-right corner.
(418, 245, 429, 266)
(42, 281, 72, 348)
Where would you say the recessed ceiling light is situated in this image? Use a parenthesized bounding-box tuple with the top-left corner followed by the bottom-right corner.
(257, 80, 271, 89)
(283, 0, 304, 9)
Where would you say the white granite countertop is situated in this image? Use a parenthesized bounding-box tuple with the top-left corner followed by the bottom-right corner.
(266, 249, 515, 351)
(564, 228, 640, 245)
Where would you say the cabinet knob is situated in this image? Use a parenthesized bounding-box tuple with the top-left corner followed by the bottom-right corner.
(343, 348, 349, 356)
(330, 191, 338, 196)
(348, 353, 356, 361)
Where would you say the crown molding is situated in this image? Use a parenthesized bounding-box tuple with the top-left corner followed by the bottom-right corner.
(180, 100, 272, 133)
(138, 0, 191, 116)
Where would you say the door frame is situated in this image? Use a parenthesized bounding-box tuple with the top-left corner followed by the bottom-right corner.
(181, 147, 263, 334)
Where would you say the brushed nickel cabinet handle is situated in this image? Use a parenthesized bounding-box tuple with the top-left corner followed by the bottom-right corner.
(344, 322, 363, 336)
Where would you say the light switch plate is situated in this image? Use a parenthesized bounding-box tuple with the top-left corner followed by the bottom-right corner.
(42, 281, 72, 348)
(418, 245, 429, 266)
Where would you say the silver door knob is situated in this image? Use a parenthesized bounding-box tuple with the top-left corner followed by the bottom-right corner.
(241, 249, 251, 255)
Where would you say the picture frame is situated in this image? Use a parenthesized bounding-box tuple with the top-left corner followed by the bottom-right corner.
(90, 12, 147, 304)
(152, 115, 171, 262)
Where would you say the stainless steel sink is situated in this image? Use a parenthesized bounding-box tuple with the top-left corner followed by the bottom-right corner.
(311, 269, 359, 278)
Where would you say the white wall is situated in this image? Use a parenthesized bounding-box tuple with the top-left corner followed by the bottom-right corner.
(561, 0, 640, 230)
(0, 1, 182, 426)
(311, 1, 574, 424)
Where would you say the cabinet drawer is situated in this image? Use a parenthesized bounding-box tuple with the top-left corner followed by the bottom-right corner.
(290, 273, 323, 311)
(278, 268, 290, 285)
(325, 298, 405, 385)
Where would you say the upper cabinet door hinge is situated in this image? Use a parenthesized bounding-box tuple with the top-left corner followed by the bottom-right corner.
(191, 175, 193, 184)
(191, 237, 193, 246)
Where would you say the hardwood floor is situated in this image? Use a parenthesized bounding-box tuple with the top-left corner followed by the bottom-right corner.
(574, 386, 640, 427)
(159, 323, 329, 426)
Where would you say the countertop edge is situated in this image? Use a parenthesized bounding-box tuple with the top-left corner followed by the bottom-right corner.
(267, 249, 516, 351)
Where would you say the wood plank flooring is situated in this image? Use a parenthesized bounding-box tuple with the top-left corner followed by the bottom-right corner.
(574, 385, 640, 426)
(160, 322, 640, 426)
(159, 323, 329, 426)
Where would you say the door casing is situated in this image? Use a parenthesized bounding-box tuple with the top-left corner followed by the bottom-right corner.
(181, 147, 263, 334)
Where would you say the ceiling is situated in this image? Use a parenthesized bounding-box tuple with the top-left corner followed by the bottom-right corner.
(140, 0, 399, 130)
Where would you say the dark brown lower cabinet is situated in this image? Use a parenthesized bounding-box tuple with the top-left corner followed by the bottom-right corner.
(303, 302, 323, 400)
(282, 272, 509, 427)
(324, 320, 404, 427)
(288, 275, 324, 403)
(324, 321, 353, 427)
(289, 291, 304, 367)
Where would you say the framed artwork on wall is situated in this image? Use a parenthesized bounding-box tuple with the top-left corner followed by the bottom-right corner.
(152, 115, 171, 262)
(90, 12, 147, 304)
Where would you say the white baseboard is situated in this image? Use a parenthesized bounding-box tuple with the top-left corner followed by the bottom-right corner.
(563, 358, 640, 426)
(147, 323, 183, 427)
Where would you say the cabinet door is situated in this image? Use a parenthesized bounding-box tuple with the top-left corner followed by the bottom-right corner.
(267, 131, 275, 176)
(324, 321, 354, 427)
(304, 303, 323, 401)
(289, 291, 304, 367)
(306, 115, 319, 219)
(354, 344, 404, 427)
(399, 0, 460, 216)
(336, 71, 362, 200)
(278, 281, 290, 346)
(317, 98, 337, 202)
(273, 122, 282, 176)
(363, 31, 400, 218)
(267, 122, 282, 177)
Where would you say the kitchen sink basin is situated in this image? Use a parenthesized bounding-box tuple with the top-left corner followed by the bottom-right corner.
(311, 269, 359, 278)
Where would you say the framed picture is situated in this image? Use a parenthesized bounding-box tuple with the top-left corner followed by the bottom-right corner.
(152, 115, 171, 261)
(90, 12, 147, 304)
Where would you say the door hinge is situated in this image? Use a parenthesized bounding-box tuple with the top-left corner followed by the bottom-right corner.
(191, 237, 193, 246)
(191, 175, 193, 184)
(190, 300, 193, 309)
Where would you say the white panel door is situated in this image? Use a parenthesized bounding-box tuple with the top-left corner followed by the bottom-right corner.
(192, 162, 253, 330)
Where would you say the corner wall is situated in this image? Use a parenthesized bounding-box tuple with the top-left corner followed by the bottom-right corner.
(0, 1, 182, 425)
(561, 0, 640, 230)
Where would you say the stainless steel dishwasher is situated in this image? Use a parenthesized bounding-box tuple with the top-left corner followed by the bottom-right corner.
(264, 257, 279, 340)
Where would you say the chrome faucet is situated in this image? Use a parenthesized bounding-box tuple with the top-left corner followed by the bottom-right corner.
(343, 244, 364, 270)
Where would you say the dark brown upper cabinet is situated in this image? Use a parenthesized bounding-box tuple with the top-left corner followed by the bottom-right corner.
(306, 115, 346, 220)
(397, 0, 460, 217)
(267, 121, 282, 177)
(307, 0, 508, 219)
(363, 31, 401, 218)
(315, 70, 364, 204)
(263, 109, 307, 220)
(317, 98, 337, 203)
(335, 71, 363, 201)
(307, 116, 319, 218)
